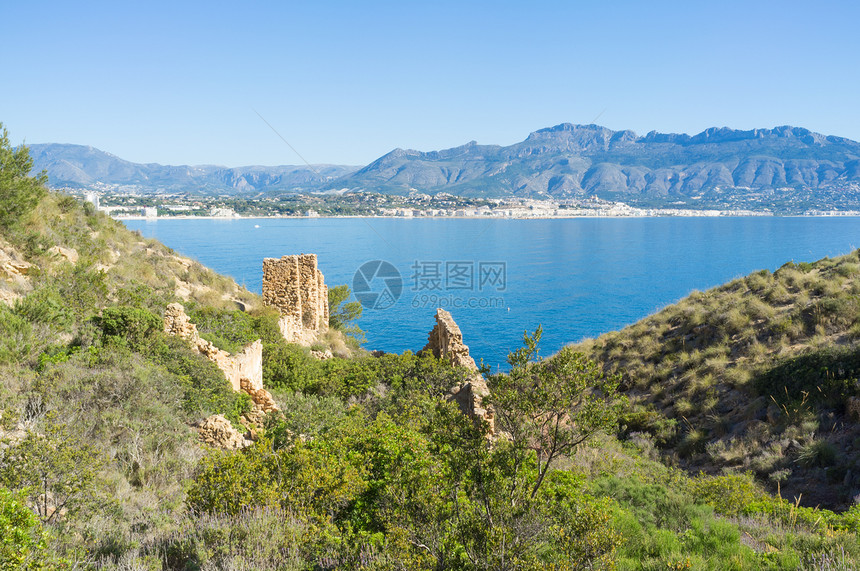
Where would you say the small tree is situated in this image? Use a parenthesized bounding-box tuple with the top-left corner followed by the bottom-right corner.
(405, 328, 625, 569)
(0, 413, 105, 524)
(0, 124, 46, 231)
(328, 284, 364, 339)
(490, 326, 624, 498)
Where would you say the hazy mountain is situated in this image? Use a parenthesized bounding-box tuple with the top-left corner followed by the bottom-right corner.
(334, 124, 860, 200)
(27, 143, 360, 193)
(27, 125, 860, 205)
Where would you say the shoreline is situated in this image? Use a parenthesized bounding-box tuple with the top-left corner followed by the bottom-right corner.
(115, 212, 860, 221)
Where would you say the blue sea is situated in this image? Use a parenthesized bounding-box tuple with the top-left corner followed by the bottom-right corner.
(125, 217, 860, 371)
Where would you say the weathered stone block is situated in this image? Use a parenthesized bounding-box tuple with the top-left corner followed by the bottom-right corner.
(262, 254, 329, 344)
(423, 308, 494, 432)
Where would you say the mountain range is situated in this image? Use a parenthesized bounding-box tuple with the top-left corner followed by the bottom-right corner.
(27, 124, 860, 203)
(27, 143, 358, 195)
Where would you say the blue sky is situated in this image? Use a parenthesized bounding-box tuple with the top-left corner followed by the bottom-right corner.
(2, 1, 858, 166)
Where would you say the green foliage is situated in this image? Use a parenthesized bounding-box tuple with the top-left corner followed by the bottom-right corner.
(620, 405, 678, 445)
(328, 284, 364, 339)
(265, 392, 349, 443)
(0, 124, 46, 231)
(151, 335, 249, 424)
(0, 304, 36, 365)
(796, 439, 838, 468)
(264, 344, 470, 401)
(689, 472, 763, 517)
(535, 471, 621, 570)
(263, 341, 321, 392)
(40, 262, 109, 320)
(13, 287, 75, 330)
(592, 474, 702, 532)
(755, 345, 860, 409)
(0, 487, 47, 570)
(189, 347, 625, 570)
(491, 327, 625, 496)
(186, 304, 264, 354)
(94, 306, 162, 351)
(186, 441, 284, 516)
(0, 412, 106, 524)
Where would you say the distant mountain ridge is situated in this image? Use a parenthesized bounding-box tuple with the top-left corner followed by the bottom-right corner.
(338, 124, 860, 199)
(27, 143, 359, 194)
(27, 124, 860, 204)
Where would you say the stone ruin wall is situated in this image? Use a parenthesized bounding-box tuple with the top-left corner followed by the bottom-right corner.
(262, 254, 328, 344)
(163, 303, 277, 414)
(423, 308, 494, 433)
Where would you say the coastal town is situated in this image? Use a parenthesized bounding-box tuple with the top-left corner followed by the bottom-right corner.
(67, 186, 859, 219)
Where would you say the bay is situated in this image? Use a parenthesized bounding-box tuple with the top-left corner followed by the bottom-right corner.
(125, 217, 860, 371)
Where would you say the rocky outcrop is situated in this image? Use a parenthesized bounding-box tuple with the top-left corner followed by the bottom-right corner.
(262, 254, 328, 345)
(0, 241, 32, 307)
(163, 303, 279, 449)
(424, 309, 479, 369)
(310, 349, 334, 360)
(240, 377, 278, 413)
(197, 415, 251, 450)
(0, 290, 20, 307)
(423, 309, 494, 432)
(1, 258, 32, 278)
(47, 246, 79, 264)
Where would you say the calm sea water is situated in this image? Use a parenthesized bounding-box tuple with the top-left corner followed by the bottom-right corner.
(125, 217, 860, 370)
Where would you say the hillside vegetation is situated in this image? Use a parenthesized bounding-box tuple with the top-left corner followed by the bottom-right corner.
(577, 250, 860, 509)
(2, 124, 860, 569)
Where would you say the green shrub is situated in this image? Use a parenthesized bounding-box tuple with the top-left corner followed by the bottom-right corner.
(0, 486, 48, 570)
(689, 472, 762, 516)
(13, 287, 75, 329)
(187, 305, 261, 353)
(796, 439, 838, 468)
(620, 406, 678, 446)
(677, 429, 708, 457)
(591, 475, 700, 531)
(0, 305, 36, 365)
(186, 441, 283, 515)
(94, 306, 162, 351)
(328, 284, 364, 340)
(150, 335, 248, 422)
(754, 345, 860, 409)
(0, 413, 106, 524)
(263, 342, 322, 392)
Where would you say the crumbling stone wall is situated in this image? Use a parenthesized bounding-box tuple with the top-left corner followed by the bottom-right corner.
(163, 303, 277, 414)
(262, 254, 329, 344)
(423, 308, 494, 432)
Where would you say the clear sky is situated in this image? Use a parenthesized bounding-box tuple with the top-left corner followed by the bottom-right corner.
(2, 1, 858, 167)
